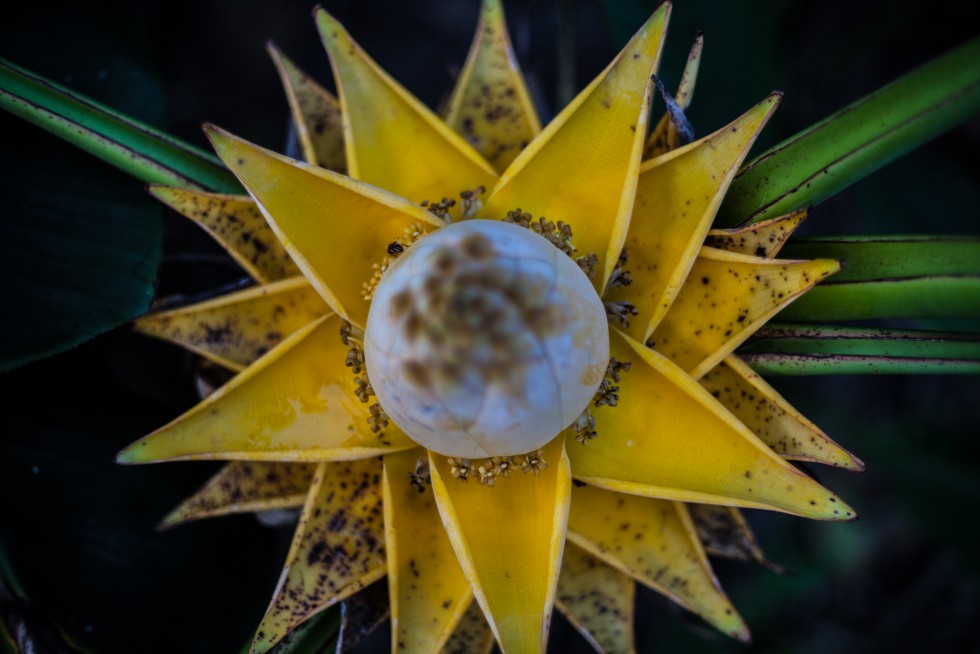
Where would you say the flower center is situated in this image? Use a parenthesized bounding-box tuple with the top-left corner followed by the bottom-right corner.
(364, 219, 609, 458)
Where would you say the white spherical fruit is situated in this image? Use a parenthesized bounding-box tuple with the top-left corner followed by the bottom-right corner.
(364, 219, 609, 458)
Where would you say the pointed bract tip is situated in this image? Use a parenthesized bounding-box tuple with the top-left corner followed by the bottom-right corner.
(695, 29, 705, 38)
(733, 625, 752, 644)
(115, 444, 139, 465)
(201, 122, 234, 150)
(312, 4, 338, 26)
(155, 513, 182, 532)
(265, 40, 280, 56)
(762, 559, 790, 576)
(481, 0, 502, 15)
(827, 494, 858, 521)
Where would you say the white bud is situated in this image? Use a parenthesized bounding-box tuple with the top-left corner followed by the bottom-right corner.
(364, 220, 608, 458)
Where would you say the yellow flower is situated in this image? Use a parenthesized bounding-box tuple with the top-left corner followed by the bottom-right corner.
(119, 1, 862, 652)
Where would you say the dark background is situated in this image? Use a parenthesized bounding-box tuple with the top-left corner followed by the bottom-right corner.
(1, 1, 979, 652)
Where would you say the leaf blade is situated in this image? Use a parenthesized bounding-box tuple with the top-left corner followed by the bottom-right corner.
(718, 37, 980, 225)
(778, 237, 980, 320)
(0, 58, 241, 192)
(740, 323, 980, 375)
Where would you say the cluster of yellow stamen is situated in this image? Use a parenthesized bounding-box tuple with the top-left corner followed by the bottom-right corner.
(420, 186, 487, 222)
(502, 208, 600, 279)
(340, 320, 390, 438)
(361, 222, 428, 301)
(503, 209, 574, 255)
(445, 448, 548, 487)
(570, 357, 632, 445)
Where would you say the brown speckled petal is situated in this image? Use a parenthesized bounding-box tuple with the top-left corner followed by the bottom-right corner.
(383, 449, 473, 653)
(704, 209, 808, 258)
(555, 541, 636, 654)
(250, 459, 386, 654)
(148, 186, 299, 283)
(268, 43, 347, 172)
(607, 95, 780, 342)
(444, 0, 541, 173)
(688, 504, 783, 572)
(568, 486, 749, 643)
(647, 247, 840, 379)
(134, 277, 328, 371)
(159, 461, 315, 529)
(699, 356, 864, 470)
(442, 600, 496, 654)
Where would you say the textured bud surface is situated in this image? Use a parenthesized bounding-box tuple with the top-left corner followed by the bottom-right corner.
(364, 220, 609, 457)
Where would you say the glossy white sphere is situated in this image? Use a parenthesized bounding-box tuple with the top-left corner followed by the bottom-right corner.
(364, 220, 608, 458)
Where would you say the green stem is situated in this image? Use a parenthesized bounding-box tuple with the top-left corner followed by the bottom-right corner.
(740, 323, 980, 375)
(779, 236, 980, 321)
(0, 58, 241, 193)
(717, 37, 980, 225)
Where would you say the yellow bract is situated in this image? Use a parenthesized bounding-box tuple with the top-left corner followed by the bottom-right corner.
(608, 94, 780, 340)
(482, 4, 669, 290)
(125, 3, 862, 652)
(569, 331, 856, 520)
(250, 459, 386, 654)
(268, 43, 347, 172)
(647, 248, 841, 378)
(430, 436, 571, 654)
(555, 543, 636, 654)
(159, 461, 314, 529)
(705, 208, 808, 258)
(445, 0, 542, 173)
(383, 449, 473, 652)
(315, 9, 498, 206)
(568, 486, 749, 641)
(134, 276, 327, 371)
(119, 316, 417, 463)
(206, 126, 443, 328)
(148, 186, 299, 283)
(699, 355, 864, 469)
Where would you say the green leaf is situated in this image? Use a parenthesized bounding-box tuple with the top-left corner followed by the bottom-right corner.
(0, 58, 240, 193)
(739, 323, 980, 375)
(718, 37, 980, 225)
(777, 236, 980, 321)
(0, 108, 163, 371)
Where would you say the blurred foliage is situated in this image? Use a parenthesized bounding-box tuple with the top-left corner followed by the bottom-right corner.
(0, 0, 978, 653)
